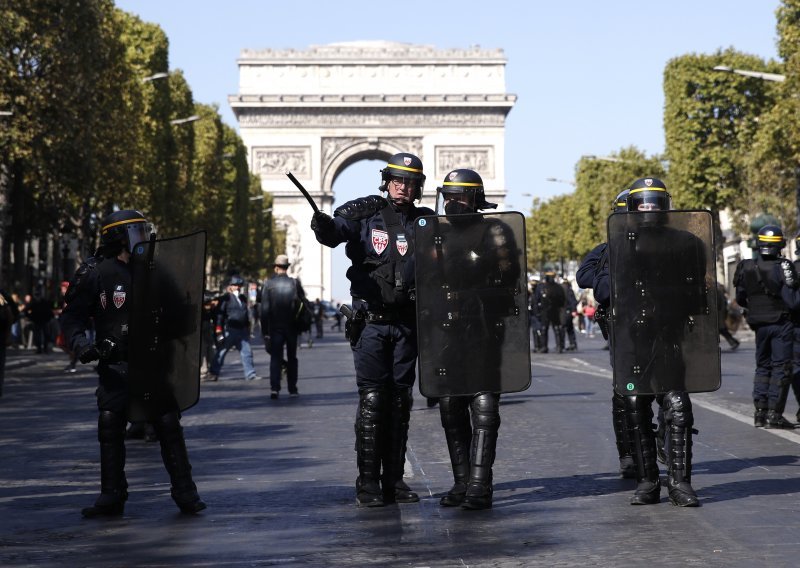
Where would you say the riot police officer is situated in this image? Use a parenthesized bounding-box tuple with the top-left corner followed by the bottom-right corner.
(424, 168, 524, 509)
(310, 152, 434, 507)
(581, 178, 709, 507)
(734, 225, 798, 429)
(535, 271, 566, 353)
(61, 210, 205, 517)
(576, 188, 636, 480)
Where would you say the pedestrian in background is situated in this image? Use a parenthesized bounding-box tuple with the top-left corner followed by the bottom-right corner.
(716, 282, 740, 351)
(560, 277, 579, 351)
(331, 303, 343, 332)
(208, 275, 260, 382)
(314, 298, 324, 339)
(259, 255, 303, 399)
(0, 285, 20, 398)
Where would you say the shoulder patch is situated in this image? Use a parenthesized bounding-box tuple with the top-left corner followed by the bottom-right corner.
(334, 195, 389, 220)
(65, 256, 101, 303)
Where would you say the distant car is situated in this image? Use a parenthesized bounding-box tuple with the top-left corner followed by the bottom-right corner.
(320, 300, 339, 320)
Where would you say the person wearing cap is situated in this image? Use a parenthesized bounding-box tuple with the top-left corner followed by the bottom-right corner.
(207, 274, 259, 382)
(258, 255, 306, 399)
(309, 152, 434, 507)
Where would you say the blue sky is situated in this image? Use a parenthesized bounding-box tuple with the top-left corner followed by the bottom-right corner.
(116, 0, 782, 299)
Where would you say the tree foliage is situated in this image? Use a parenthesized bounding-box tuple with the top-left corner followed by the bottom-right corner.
(0, 1, 269, 290)
(664, 50, 777, 218)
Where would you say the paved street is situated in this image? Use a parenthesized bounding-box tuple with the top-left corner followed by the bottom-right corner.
(2, 329, 800, 567)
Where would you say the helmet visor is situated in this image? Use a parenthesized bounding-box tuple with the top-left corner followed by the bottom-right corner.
(628, 189, 670, 212)
(124, 221, 152, 252)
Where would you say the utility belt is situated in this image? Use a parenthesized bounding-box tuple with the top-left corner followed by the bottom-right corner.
(353, 300, 414, 324)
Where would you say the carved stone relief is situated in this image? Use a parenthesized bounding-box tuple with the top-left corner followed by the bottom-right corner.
(253, 146, 311, 178)
(240, 108, 507, 128)
(435, 146, 495, 178)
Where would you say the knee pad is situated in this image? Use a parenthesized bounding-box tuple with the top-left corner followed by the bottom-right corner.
(625, 395, 654, 427)
(152, 411, 183, 443)
(439, 396, 470, 428)
(663, 391, 693, 428)
(471, 393, 501, 431)
(97, 411, 126, 443)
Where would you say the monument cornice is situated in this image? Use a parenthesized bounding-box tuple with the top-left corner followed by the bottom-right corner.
(238, 42, 507, 64)
(229, 93, 516, 110)
(233, 106, 512, 127)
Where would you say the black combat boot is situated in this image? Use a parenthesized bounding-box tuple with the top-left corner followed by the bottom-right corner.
(82, 411, 128, 518)
(153, 412, 206, 514)
(765, 410, 796, 429)
(611, 395, 636, 479)
(626, 396, 661, 505)
(382, 387, 419, 504)
(439, 397, 472, 506)
(554, 326, 565, 354)
(462, 394, 500, 510)
(354, 388, 386, 507)
(665, 425, 699, 507)
(662, 391, 699, 507)
(754, 407, 767, 428)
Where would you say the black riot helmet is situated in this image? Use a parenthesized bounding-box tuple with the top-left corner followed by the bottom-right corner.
(99, 209, 152, 257)
(379, 152, 425, 202)
(229, 275, 245, 287)
(627, 178, 671, 212)
(757, 224, 786, 258)
(612, 189, 630, 212)
(436, 168, 498, 216)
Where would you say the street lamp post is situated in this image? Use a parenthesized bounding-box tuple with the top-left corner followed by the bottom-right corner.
(712, 65, 785, 83)
(142, 72, 169, 83)
(169, 115, 200, 126)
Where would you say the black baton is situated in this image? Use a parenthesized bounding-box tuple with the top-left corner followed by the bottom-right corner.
(285, 171, 320, 213)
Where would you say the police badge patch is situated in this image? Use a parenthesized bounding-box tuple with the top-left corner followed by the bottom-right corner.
(403, 156, 412, 166)
(113, 285, 126, 309)
(372, 229, 389, 254)
(396, 234, 408, 256)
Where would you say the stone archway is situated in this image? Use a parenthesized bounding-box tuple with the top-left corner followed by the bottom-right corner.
(229, 41, 516, 300)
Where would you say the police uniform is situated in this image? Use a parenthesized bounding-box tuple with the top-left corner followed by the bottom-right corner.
(734, 253, 796, 428)
(577, 241, 636, 480)
(578, 179, 702, 507)
(60, 210, 204, 517)
(534, 273, 566, 353)
(311, 153, 432, 507)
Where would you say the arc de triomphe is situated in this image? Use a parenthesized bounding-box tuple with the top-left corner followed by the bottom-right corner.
(229, 41, 516, 300)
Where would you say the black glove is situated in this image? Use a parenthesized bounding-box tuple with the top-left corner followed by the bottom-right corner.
(78, 344, 100, 364)
(96, 337, 119, 361)
(310, 211, 335, 233)
(780, 259, 798, 289)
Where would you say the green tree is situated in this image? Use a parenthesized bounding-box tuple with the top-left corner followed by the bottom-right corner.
(663, 49, 779, 249)
(570, 148, 666, 256)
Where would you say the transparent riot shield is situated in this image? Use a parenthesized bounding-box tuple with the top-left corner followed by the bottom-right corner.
(128, 231, 206, 421)
(607, 210, 720, 396)
(415, 212, 531, 397)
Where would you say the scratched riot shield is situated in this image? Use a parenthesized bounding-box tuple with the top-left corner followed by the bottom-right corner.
(415, 212, 530, 397)
(128, 231, 206, 421)
(607, 210, 720, 396)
